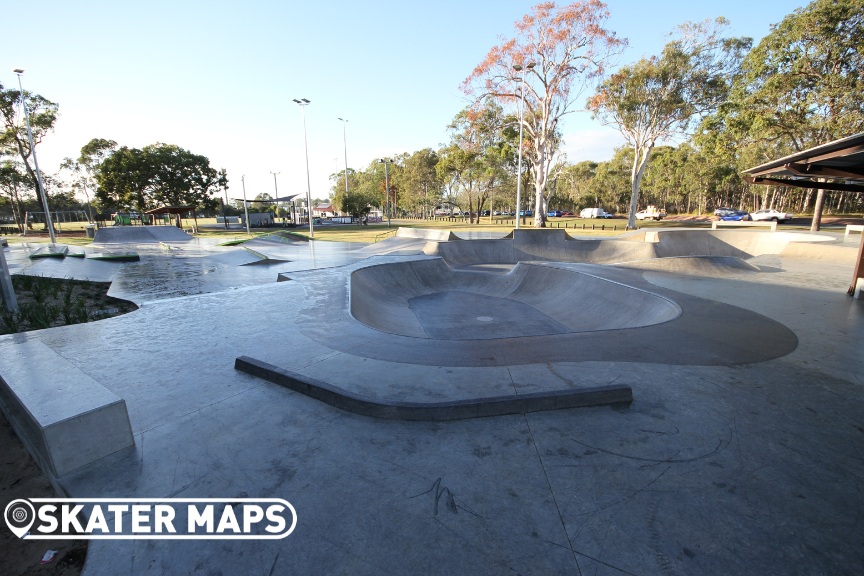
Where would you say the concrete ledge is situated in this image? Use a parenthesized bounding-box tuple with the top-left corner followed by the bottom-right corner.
(845, 224, 864, 240)
(712, 220, 778, 231)
(235, 356, 632, 420)
(0, 340, 134, 478)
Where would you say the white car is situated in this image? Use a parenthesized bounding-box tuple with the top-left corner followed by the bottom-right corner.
(751, 209, 793, 223)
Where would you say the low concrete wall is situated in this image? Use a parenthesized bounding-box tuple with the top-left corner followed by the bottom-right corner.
(235, 356, 632, 420)
(0, 340, 134, 480)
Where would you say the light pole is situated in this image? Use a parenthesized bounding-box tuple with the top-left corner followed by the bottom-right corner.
(513, 62, 534, 230)
(337, 118, 349, 195)
(378, 158, 393, 227)
(13, 68, 55, 244)
(293, 98, 314, 238)
(241, 175, 250, 235)
(270, 171, 280, 222)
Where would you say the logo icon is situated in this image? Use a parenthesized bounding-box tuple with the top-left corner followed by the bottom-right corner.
(5, 499, 35, 539)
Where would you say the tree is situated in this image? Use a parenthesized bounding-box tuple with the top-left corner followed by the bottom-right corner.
(588, 18, 750, 228)
(0, 161, 30, 232)
(438, 102, 512, 223)
(0, 82, 59, 203)
(396, 149, 441, 218)
(697, 0, 864, 230)
(463, 0, 625, 227)
(60, 138, 118, 222)
(95, 143, 225, 213)
(331, 169, 374, 221)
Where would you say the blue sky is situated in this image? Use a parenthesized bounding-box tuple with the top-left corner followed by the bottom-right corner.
(4, 0, 804, 203)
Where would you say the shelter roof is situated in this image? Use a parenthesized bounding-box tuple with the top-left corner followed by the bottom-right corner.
(231, 195, 300, 203)
(743, 132, 864, 193)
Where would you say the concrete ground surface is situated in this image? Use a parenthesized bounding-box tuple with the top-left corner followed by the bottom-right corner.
(1, 226, 863, 575)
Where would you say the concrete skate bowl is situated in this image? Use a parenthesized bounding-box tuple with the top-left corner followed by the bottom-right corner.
(422, 228, 851, 270)
(350, 259, 681, 340)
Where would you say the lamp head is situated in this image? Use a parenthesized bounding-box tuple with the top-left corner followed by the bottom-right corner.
(512, 64, 522, 72)
(526, 62, 536, 70)
(12, 68, 24, 74)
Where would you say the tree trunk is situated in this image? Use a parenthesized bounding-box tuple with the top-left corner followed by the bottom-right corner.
(810, 188, 826, 232)
(532, 167, 548, 228)
(627, 142, 653, 229)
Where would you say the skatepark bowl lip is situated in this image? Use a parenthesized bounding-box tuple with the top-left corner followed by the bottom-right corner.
(349, 259, 682, 340)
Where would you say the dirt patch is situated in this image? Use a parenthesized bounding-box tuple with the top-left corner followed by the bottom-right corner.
(0, 411, 88, 576)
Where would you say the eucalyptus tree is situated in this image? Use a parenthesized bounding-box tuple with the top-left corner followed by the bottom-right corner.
(61, 138, 118, 221)
(0, 81, 59, 199)
(463, 0, 625, 227)
(0, 161, 29, 231)
(588, 18, 750, 228)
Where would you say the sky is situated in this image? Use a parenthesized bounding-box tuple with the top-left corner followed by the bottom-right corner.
(4, 0, 805, 205)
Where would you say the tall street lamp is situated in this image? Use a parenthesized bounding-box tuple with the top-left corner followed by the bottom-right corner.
(241, 175, 251, 235)
(513, 62, 534, 230)
(293, 98, 314, 238)
(378, 158, 393, 228)
(270, 170, 280, 222)
(13, 68, 55, 244)
(337, 118, 349, 195)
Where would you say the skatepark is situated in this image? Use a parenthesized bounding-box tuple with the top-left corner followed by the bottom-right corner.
(1, 224, 863, 575)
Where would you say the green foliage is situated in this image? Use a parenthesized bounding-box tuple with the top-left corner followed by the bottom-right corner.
(18, 301, 59, 330)
(396, 149, 442, 215)
(437, 101, 515, 222)
(0, 303, 21, 334)
(698, 0, 864, 162)
(0, 81, 59, 203)
(94, 143, 224, 212)
(589, 17, 750, 227)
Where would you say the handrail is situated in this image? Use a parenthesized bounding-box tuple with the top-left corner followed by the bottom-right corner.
(375, 229, 398, 242)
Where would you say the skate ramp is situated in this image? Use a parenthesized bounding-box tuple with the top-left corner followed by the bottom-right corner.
(422, 228, 844, 267)
(616, 256, 761, 275)
(93, 226, 193, 244)
(350, 259, 680, 340)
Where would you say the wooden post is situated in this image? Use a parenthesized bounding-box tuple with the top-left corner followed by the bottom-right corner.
(849, 231, 864, 298)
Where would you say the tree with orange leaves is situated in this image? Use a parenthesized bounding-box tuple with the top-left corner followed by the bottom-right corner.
(462, 1, 625, 227)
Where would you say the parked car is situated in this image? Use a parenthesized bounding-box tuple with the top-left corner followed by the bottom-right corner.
(751, 209, 793, 223)
(561, 210, 574, 217)
(548, 210, 563, 217)
(719, 210, 752, 221)
(713, 207, 736, 217)
(519, 210, 534, 217)
(580, 207, 612, 219)
(635, 206, 665, 221)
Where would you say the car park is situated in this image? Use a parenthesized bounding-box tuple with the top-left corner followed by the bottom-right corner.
(751, 209, 793, 223)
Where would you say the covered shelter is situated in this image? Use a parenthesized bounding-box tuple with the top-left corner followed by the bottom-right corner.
(144, 205, 198, 228)
(743, 132, 864, 296)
